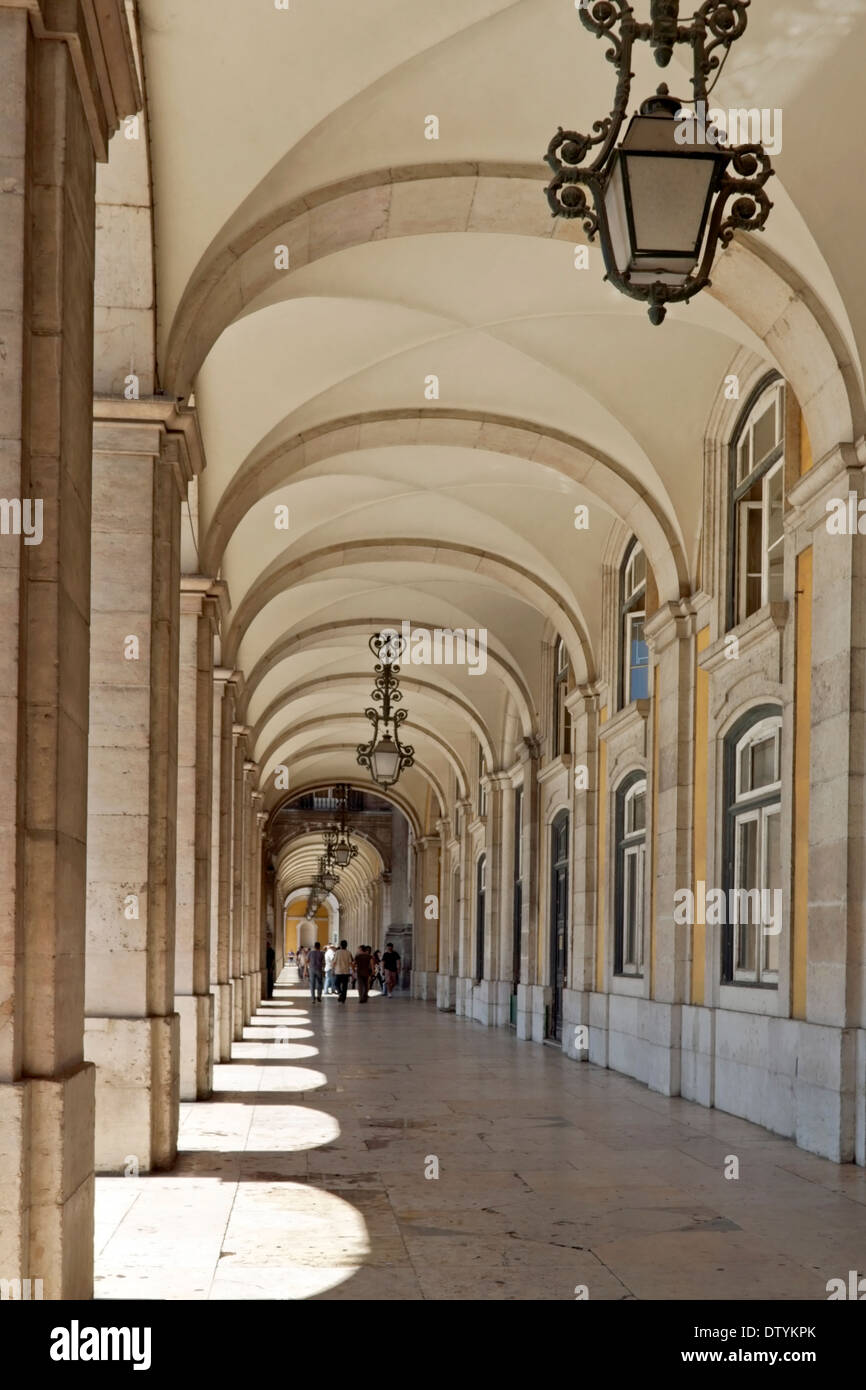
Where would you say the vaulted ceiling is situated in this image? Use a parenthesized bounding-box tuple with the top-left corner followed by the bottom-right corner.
(135, 0, 866, 879)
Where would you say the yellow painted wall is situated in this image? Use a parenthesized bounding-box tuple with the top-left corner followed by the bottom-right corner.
(692, 629, 710, 1005)
(284, 902, 330, 955)
(595, 706, 608, 993)
(793, 547, 812, 1018)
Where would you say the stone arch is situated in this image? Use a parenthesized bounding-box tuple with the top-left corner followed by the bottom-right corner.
(240, 616, 536, 743)
(270, 777, 423, 839)
(224, 537, 595, 684)
(203, 408, 688, 603)
(166, 164, 863, 470)
(257, 710, 471, 801)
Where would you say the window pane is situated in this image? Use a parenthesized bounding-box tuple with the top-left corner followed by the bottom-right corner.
(628, 787, 647, 834)
(628, 615, 649, 700)
(737, 435, 750, 484)
(750, 733, 777, 790)
(735, 816, 759, 974)
(624, 851, 638, 966)
(628, 546, 646, 596)
(752, 400, 778, 466)
(766, 465, 784, 602)
(763, 809, 781, 975)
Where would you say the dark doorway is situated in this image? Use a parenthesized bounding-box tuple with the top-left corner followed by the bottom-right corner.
(549, 810, 569, 1040)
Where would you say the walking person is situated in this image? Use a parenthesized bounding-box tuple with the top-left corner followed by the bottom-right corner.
(308, 941, 325, 1002)
(332, 939, 353, 1003)
(371, 949, 383, 992)
(382, 942, 401, 998)
(266, 938, 275, 999)
(323, 942, 336, 995)
(354, 944, 373, 1004)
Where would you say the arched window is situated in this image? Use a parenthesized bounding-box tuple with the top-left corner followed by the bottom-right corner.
(722, 708, 782, 985)
(620, 539, 649, 706)
(615, 773, 647, 975)
(729, 376, 785, 628)
(475, 854, 487, 980)
(552, 637, 572, 757)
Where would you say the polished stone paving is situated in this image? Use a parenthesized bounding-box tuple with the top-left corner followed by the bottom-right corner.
(94, 970, 866, 1299)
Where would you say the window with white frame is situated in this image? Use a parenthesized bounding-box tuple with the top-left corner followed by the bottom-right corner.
(723, 710, 782, 986)
(615, 773, 647, 976)
(552, 636, 572, 756)
(730, 378, 785, 627)
(620, 540, 649, 706)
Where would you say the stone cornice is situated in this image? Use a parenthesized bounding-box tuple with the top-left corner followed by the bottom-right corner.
(598, 700, 650, 747)
(12, 0, 140, 160)
(93, 398, 206, 490)
(786, 443, 862, 531)
(645, 599, 698, 653)
(699, 602, 788, 675)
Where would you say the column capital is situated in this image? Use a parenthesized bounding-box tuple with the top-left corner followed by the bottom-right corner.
(519, 734, 542, 763)
(215, 666, 241, 688)
(9, 0, 140, 160)
(92, 398, 206, 493)
(645, 598, 700, 653)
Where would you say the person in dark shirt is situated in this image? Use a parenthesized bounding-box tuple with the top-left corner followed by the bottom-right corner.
(354, 944, 373, 1003)
(308, 941, 325, 1002)
(382, 943, 400, 998)
(266, 940, 275, 999)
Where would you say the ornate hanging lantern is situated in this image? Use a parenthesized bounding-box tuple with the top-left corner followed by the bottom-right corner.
(357, 632, 414, 788)
(545, 1, 774, 324)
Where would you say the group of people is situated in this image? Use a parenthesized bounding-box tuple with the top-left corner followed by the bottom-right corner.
(297, 941, 402, 1004)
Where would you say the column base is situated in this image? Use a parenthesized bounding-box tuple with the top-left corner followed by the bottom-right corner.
(210, 981, 233, 1062)
(0, 1063, 95, 1299)
(232, 976, 245, 1041)
(84, 1014, 179, 1172)
(516, 983, 549, 1041)
(455, 977, 511, 1026)
(435, 973, 456, 1011)
(175, 993, 214, 1101)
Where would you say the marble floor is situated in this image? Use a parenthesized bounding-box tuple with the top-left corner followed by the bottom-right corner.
(94, 970, 866, 1300)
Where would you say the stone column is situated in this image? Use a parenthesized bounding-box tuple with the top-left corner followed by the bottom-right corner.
(435, 817, 455, 1009)
(793, 449, 866, 1160)
(86, 403, 202, 1171)
(230, 724, 247, 1039)
(412, 835, 441, 998)
(482, 774, 513, 1026)
(563, 687, 601, 1059)
(0, 2, 136, 1298)
(644, 600, 697, 1096)
(516, 739, 542, 1040)
(174, 578, 219, 1100)
(210, 669, 236, 1060)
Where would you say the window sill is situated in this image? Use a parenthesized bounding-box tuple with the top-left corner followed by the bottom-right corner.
(537, 755, 571, 787)
(701, 602, 789, 674)
(718, 982, 781, 1016)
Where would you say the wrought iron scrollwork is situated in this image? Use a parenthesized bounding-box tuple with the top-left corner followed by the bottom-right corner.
(545, 0, 773, 324)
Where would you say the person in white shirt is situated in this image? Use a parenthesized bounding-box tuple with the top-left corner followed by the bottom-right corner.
(323, 943, 336, 995)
